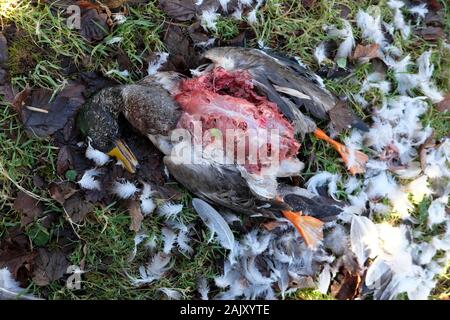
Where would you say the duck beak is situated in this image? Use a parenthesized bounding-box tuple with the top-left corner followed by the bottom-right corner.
(107, 139, 139, 173)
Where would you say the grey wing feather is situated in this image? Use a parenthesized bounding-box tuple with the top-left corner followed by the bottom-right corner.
(205, 47, 337, 133)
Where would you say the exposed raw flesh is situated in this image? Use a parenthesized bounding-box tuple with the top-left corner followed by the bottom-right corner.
(175, 68, 300, 172)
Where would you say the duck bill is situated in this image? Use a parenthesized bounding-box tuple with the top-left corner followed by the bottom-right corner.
(107, 139, 138, 173)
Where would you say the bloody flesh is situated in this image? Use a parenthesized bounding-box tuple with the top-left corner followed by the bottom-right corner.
(174, 68, 300, 172)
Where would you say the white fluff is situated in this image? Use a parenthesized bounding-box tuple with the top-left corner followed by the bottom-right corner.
(113, 14, 126, 25)
(85, 140, 109, 166)
(317, 265, 331, 294)
(416, 51, 444, 102)
(356, 9, 386, 47)
(162, 227, 177, 254)
(306, 171, 340, 200)
(219, 0, 230, 12)
(147, 52, 169, 76)
(129, 233, 149, 262)
(158, 287, 182, 300)
(344, 176, 361, 195)
(351, 215, 380, 267)
(158, 202, 183, 219)
(246, 8, 258, 24)
(407, 175, 433, 203)
(231, 7, 243, 20)
(78, 168, 102, 191)
(140, 183, 156, 215)
(409, 4, 428, 19)
(427, 196, 448, 228)
(198, 278, 210, 300)
(388, 0, 410, 39)
(129, 252, 173, 286)
(336, 20, 355, 58)
(314, 42, 328, 65)
(200, 8, 220, 31)
(0, 268, 23, 299)
(112, 180, 139, 199)
(177, 230, 194, 255)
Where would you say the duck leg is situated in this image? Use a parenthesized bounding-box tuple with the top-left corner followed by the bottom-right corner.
(281, 210, 324, 249)
(313, 128, 368, 175)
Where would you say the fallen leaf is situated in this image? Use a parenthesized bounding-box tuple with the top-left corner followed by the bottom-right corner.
(128, 200, 143, 232)
(163, 25, 201, 73)
(32, 248, 69, 286)
(419, 133, 435, 170)
(56, 145, 73, 176)
(11, 85, 31, 121)
(330, 267, 362, 300)
(64, 194, 94, 223)
(13, 191, 44, 227)
(159, 0, 197, 21)
(0, 228, 35, 284)
(328, 100, 369, 133)
(159, 0, 220, 22)
(415, 26, 445, 41)
(352, 43, 381, 63)
(436, 93, 450, 113)
(48, 181, 78, 205)
(16, 82, 85, 138)
(80, 8, 110, 42)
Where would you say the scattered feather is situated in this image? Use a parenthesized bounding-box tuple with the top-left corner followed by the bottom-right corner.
(177, 230, 194, 255)
(351, 215, 380, 267)
(200, 8, 220, 31)
(78, 168, 102, 191)
(147, 52, 169, 76)
(427, 196, 447, 228)
(0, 268, 38, 300)
(193, 198, 235, 250)
(112, 180, 139, 199)
(197, 278, 210, 300)
(158, 202, 183, 219)
(85, 140, 110, 166)
(162, 227, 177, 254)
(158, 287, 182, 300)
(140, 183, 156, 215)
(129, 252, 173, 286)
(314, 42, 328, 65)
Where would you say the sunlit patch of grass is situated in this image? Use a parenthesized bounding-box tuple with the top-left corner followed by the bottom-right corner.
(292, 288, 334, 300)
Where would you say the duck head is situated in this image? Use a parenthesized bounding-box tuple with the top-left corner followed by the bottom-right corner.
(77, 82, 182, 173)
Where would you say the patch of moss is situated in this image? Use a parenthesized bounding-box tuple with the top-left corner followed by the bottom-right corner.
(8, 36, 43, 77)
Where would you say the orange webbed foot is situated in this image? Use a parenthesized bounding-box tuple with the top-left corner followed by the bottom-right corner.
(313, 128, 368, 175)
(281, 210, 324, 249)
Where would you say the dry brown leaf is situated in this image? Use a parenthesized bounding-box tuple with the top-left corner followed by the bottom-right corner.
(419, 133, 436, 170)
(32, 248, 69, 286)
(352, 43, 381, 63)
(48, 182, 78, 205)
(13, 191, 44, 227)
(0, 228, 35, 284)
(64, 194, 94, 223)
(415, 26, 445, 41)
(128, 200, 143, 232)
(330, 268, 362, 300)
(436, 93, 450, 113)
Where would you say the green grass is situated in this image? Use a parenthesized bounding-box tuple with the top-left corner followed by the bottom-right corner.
(0, 0, 449, 300)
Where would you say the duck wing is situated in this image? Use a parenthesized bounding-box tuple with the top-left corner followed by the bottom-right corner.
(205, 47, 335, 117)
(204, 47, 367, 134)
(163, 157, 287, 216)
